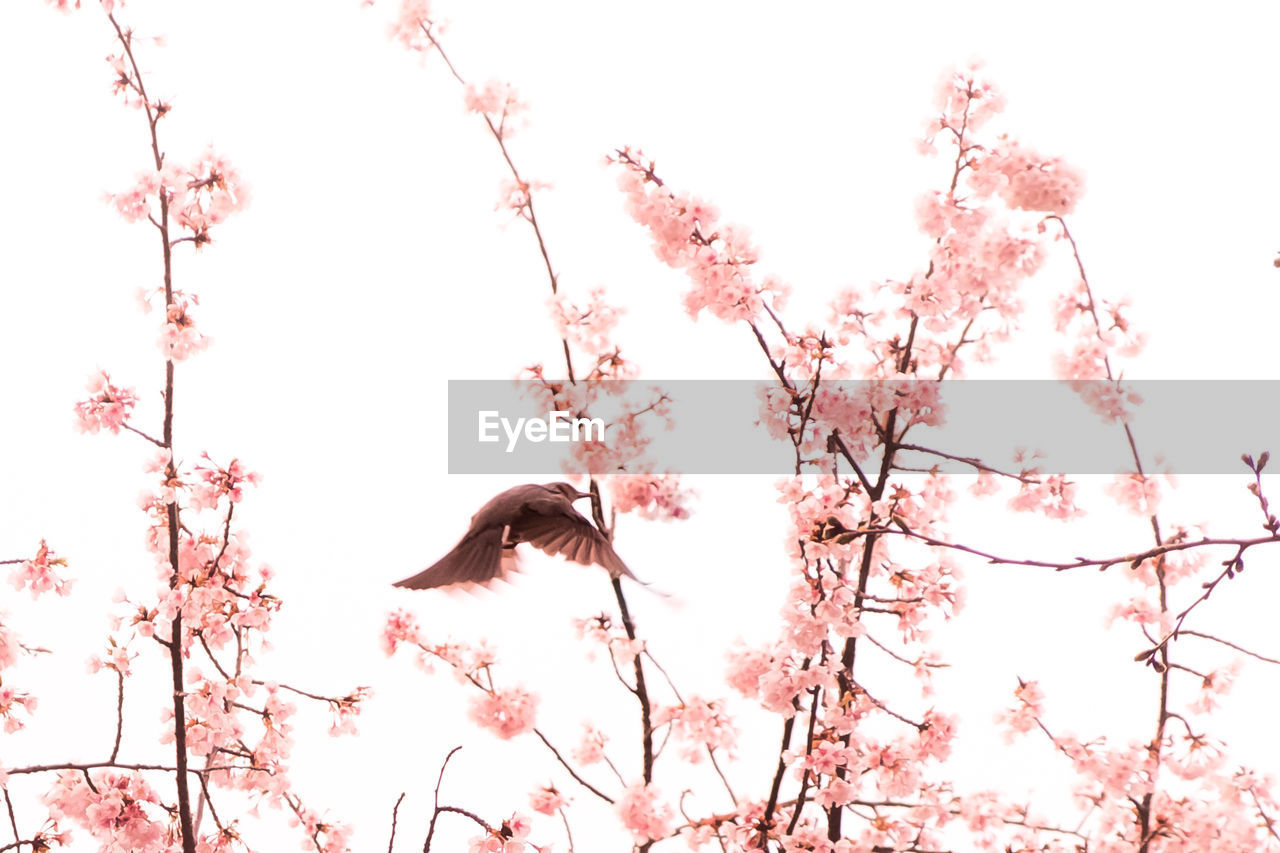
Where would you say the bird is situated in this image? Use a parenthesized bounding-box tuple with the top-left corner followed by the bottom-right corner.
(393, 482, 638, 591)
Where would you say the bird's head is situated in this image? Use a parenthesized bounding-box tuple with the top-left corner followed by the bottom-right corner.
(548, 481, 593, 502)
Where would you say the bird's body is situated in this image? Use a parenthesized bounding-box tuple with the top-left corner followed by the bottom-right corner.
(393, 482, 636, 591)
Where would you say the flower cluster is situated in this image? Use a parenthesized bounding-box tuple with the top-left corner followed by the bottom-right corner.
(615, 782, 674, 843)
(570, 724, 609, 766)
(46, 1, 120, 17)
(1007, 471, 1084, 520)
(653, 697, 737, 761)
(156, 295, 210, 361)
(613, 149, 789, 324)
(607, 474, 692, 520)
(996, 678, 1045, 740)
(0, 684, 37, 734)
(43, 771, 170, 851)
(969, 138, 1085, 216)
(9, 540, 72, 598)
(381, 0, 439, 54)
(464, 79, 529, 137)
(573, 612, 635, 660)
(291, 804, 355, 853)
(189, 454, 262, 511)
(74, 370, 137, 434)
(468, 814, 544, 853)
(380, 608, 421, 656)
(467, 686, 539, 740)
(1050, 277, 1146, 422)
(1105, 471, 1165, 516)
(496, 176, 551, 216)
(108, 148, 248, 246)
(547, 287, 623, 356)
(527, 784, 567, 816)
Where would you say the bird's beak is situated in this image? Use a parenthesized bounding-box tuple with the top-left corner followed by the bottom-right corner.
(574, 490, 593, 501)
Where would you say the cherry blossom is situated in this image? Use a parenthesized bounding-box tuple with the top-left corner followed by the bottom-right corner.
(385, 0, 439, 53)
(528, 784, 567, 816)
(468, 687, 539, 740)
(607, 474, 692, 520)
(571, 724, 609, 766)
(464, 79, 529, 137)
(970, 138, 1086, 216)
(546, 287, 623, 356)
(74, 370, 138, 434)
(615, 782, 674, 843)
(653, 696, 738, 761)
(9, 540, 72, 597)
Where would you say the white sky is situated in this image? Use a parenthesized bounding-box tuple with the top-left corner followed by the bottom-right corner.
(2, 1, 1280, 851)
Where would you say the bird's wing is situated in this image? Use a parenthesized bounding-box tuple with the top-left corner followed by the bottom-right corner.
(507, 509, 636, 580)
(392, 526, 513, 590)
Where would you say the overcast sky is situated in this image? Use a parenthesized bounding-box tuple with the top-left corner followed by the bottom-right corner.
(2, 1, 1280, 850)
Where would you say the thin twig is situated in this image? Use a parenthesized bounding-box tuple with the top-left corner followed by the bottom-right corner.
(531, 729, 614, 804)
(387, 792, 406, 853)
(110, 668, 125, 762)
(1176, 630, 1280, 665)
(424, 747, 463, 852)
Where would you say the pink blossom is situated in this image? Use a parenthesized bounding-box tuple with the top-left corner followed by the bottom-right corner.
(1106, 594, 1169, 630)
(190, 454, 262, 511)
(74, 370, 138, 434)
(467, 687, 537, 739)
(1190, 663, 1240, 716)
(386, 0, 438, 52)
(547, 287, 623, 356)
(608, 474, 692, 520)
(724, 644, 774, 700)
(1052, 282, 1090, 332)
(172, 149, 250, 241)
(327, 686, 370, 737)
(464, 79, 528, 136)
(653, 697, 737, 761)
(10, 540, 72, 598)
(571, 725, 608, 765)
(1075, 379, 1142, 423)
(157, 296, 211, 361)
(0, 685, 37, 733)
(972, 139, 1085, 216)
(0, 621, 17, 672)
(969, 469, 1000, 497)
(1105, 472, 1163, 516)
(813, 776, 856, 809)
(528, 784, 567, 816)
(917, 710, 956, 761)
(88, 638, 136, 677)
(1052, 336, 1108, 381)
(996, 679, 1045, 741)
(43, 770, 167, 851)
(573, 613, 614, 647)
(615, 782, 674, 843)
(1007, 473, 1083, 520)
(108, 151, 248, 245)
(495, 177, 550, 214)
(613, 150, 788, 324)
(108, 169, 163, 222)
(290, 806, 353, 853)
(468, 815, 538, 853)
(381, 610, 421, 656)
(927, 63, 1006, 139)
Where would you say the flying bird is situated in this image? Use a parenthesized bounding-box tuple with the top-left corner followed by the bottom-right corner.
(393, 482, 637, 591)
